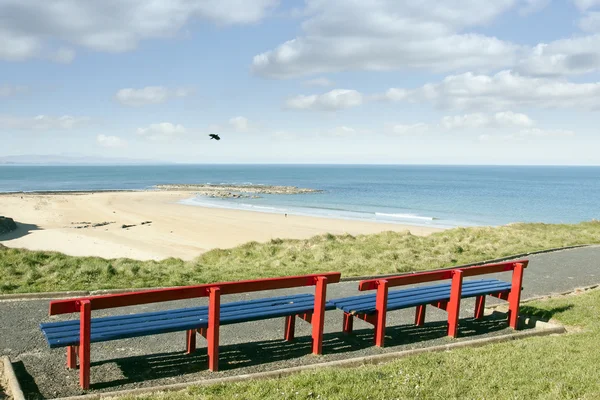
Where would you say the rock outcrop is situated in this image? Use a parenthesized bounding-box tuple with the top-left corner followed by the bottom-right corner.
(154, 184, 322, 199)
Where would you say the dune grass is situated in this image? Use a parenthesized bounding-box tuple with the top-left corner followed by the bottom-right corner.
(1, 221, 600, 294)
(119, 288, 600, 400)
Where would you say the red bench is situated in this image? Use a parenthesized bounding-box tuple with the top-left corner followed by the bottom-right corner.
(331, 260, 527, 347)
(40, 272, 341, 389)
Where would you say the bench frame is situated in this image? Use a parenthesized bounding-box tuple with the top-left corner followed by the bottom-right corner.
(342, 260, 528, 347)
(47, 272, 341, 389)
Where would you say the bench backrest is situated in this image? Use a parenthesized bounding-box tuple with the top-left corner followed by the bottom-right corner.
(49, 272, 342, 315)
(358, 260, 529, 291)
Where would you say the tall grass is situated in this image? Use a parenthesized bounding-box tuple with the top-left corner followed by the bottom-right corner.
(1, 221, 600, 294)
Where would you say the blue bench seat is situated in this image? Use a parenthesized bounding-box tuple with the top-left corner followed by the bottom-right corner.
(331, 279, 512, 315)
(41, 293, 335, 348)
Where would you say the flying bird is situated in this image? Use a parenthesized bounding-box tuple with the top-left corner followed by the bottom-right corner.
(209, 134, 221, 140)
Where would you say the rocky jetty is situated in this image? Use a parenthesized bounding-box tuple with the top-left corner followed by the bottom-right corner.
(154, 184, 322, 199)
(0, 216, 17, 235)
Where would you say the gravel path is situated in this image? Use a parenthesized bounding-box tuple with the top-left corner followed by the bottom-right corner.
(1, 246, 599, 399)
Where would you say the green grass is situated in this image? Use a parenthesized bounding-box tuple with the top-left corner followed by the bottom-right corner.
(2, 221, 600, 294)
(119, 288, 600, 400)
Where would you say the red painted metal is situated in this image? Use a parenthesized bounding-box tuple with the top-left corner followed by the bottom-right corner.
(415, 305, 426, 326)
(353, 313, 377, 326)
(284, 316, 296, 341)
(66, 346, 77, 369)
(359, 270, 453, 291)
(342, 312, 354, 334)
(374, 279, 389, 347)
(79, 300, 91, 390)
(474, 295, 486, 320)
(508, 262, 525, 329)
(198, 327, 207, 338)
(358, 260, 528, 292)
(49, 272, 342, 315)
(186, 329, 196, 354)
(207, 287, 220, 371)
(311, 277, 327, 355)
(447, 270, 463, 338)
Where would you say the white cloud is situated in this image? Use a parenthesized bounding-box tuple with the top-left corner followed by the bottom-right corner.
(385, 123, 430, 136)
(383, 70, 600, 110)
(137, 122, 186, 140)
(303, 78, 334, 87)
(285, 89, 363, 111)
(97, 134, 126, 148)
(441, 113, 491, 129)
(0, 114, 90, 130)
(443, 111, 534, 129)
(580, 12, 600, 33)
(252, 0, 520, 78)
(516, 35, 600, 76)
(115, 86, 193, 106)
(0, 85, 28, 97)
(0, 0, 278, 62)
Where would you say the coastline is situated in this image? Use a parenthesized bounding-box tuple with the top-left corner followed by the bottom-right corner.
(0, 191, 444, 261)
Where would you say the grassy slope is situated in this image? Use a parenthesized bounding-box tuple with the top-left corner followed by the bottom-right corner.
(121, 288, 600, 400)
(2, 221, 600, 294)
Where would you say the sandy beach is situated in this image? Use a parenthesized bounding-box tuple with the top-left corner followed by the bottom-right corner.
(0, 191, 443, 260)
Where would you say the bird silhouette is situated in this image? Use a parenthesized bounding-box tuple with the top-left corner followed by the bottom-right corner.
(209, 134, 221, 141)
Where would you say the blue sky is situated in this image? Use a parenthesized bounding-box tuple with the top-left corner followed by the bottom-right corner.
(1, 0, 600, 164)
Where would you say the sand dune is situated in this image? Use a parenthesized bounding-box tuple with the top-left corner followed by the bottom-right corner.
(0, 191, 443, 260)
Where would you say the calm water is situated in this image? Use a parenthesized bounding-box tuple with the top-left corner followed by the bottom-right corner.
(0, 165, 598, 228)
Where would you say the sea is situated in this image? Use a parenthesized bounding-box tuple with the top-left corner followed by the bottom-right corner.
(1, 165, 599, 229)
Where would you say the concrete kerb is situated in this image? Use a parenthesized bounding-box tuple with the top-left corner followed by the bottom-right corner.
(2, 356, 25, 400)
(53, 322, 566, 400)
(0, 244, 595, 301)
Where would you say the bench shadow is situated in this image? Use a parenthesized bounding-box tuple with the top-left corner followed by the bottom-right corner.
(11, 361, 41, 399)
(88, 312, 517, 391)
(0, 222, 42, 241)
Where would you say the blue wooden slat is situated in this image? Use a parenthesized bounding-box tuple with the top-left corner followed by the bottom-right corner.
(40, 293, 314, 329)
(42, 295, 335, 348)
(332, 279, 502, 310)
(43, 297, 320, 340)
(333, 280, 512, 314)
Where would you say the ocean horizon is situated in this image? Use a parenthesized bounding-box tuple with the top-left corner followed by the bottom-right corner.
(1, 164, 599, 229)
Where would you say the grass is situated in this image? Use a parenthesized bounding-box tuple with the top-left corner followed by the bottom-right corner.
(2, 221, 600, 294)
(119, 288, 600, 400)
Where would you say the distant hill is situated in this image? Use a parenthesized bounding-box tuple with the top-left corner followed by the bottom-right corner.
(0, 155, 173, 165)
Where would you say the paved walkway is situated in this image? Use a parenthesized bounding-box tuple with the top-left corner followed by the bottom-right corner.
(1, 246, 599, 398)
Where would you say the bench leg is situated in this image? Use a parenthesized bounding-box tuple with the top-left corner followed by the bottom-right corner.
(311, 277, 327, 355)
(447, 271, 463, 338)
(374, 280, 389, 347)
(508, 263, 525, 329)
(343, 312, 354, 334)
(66, 346, 78, 369)
(207, 287, 221, 372)
(415, 305, 426, 326)
(474, 296, 486, 320)
(79, 300, 91, 390)
(284, 315, 296, 341)
(186, 329, 196, 354)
